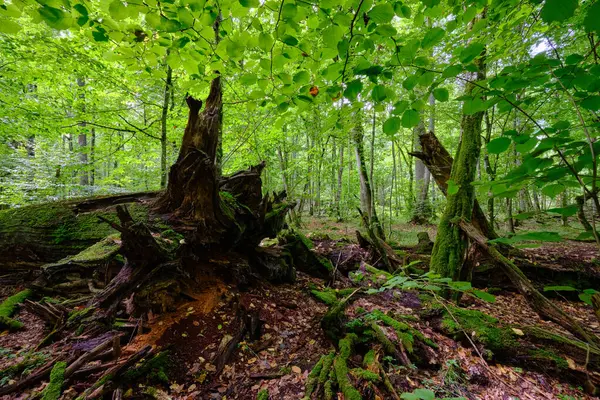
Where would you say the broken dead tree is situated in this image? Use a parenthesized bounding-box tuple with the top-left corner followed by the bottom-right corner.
(409, 131, 497, 241)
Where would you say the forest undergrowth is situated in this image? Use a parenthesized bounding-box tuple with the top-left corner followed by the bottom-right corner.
(1, 216, 599, 400)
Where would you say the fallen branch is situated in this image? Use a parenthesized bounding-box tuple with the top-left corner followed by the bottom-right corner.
(459, 220, 600, 349)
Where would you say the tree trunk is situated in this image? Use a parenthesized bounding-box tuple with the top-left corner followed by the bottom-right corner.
(160, 62, 173, 189)
(353, 110, 384, 240)
(410, 131, 496, 240)
(429, 44, 486, 282)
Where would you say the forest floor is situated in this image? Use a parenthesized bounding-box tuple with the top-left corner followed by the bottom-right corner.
(1, 217, 599, 400)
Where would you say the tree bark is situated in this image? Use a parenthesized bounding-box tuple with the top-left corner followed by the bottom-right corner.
(353, 110, 384, 240)
(429, 39, 486, 282)
(160, 61, 173, 189)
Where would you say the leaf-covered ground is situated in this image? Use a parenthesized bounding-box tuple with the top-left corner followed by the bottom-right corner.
(1, 222, 599, 400)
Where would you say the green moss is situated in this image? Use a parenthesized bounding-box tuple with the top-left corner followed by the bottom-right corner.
(0, 352, 47, 384)
(123, 352, 170, 384)
(45, 235, 121, 271)
(311, 289, 338, 306)
(0, 202, 148, 259)
(441, 306, 517, 353)
(311, 288, 358, 306)
(0, 316, 24, 331)
(297, 231, 315, 250)
(42, 361, 66, 400)
(366, 309, 437, 351)
(350, 368, 381, 382)
(302, 356, 324, 400)
(529, 348, 569, 369)
(429, 85, 483, 282)
(0, 289, 32, 318)
(364, 265, 392, 280)
(67, 307, 93, 323)
(319, 352, 335, 384)
(363, 350, 376, 368)
(256, 389, 269, 400)
(324, 367, 335, 400)
(334, 334, 362, 400)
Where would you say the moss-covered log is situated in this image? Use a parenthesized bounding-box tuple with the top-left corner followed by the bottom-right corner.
(0, 200, 151, 269)
(432, 304, 600, 387)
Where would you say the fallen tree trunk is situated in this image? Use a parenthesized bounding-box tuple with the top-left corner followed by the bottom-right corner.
(459, 219, 600, 349)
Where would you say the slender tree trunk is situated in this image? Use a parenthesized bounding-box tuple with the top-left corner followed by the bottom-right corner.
(412, 109, 431, 224)
(77, 78, 89, 187)
(353, 110, 384, 239)
(90, 128, 96, 187)
(483, 110, 496, 227)
(160, 62, 173, 189)
(336, 142, 344, 221)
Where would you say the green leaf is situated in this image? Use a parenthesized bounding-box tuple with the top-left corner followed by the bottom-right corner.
(383, 117, 401, 135)
(394, 3, 411, 18)
(547, 206, 578, 217)
(448, 281, 472, 291)
(460, 42, 485, 63)
(515, 137, 538, 153)
(472, 290, 496, 303)
(421, 27, 445, 49)
(584, 1, 600, 33)
(433, 88, 449, 102)
(541, 183, 565, 198)
(281, 35, 299, 46)
(487, 137, 511, 154)
(543, 285, 578, 292)
(344, 80, 363, 100)
(281, 2, 297, 19)
(240, 74, 257, 85)
(565, 53, 584, 65)
(239, 0, 259, 7)
(447, 179, 459, 195)
(403, 75, 419, 91)
(258, 32, 273, 51)
(581, 95, 600, 111)
(293, 71, 310, 84)
(376, 24, 397, 37)
(442, 64, 462, 78)
(368, 3, 395, 24)
(371, 85, 387, 102)
(109, 1, 127, 20)
(0, 19, 21, 33)
(38, 5, 70, 30)
(401, 109, 419, 128)
(540, 0, 578, 23)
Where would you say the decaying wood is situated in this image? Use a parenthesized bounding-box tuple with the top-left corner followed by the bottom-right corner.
(356, 209, 403, 273)
(92, 205, 168, 314)
(81, 345, 153, 400)
(23, 299, 66, 325)
(0, 355, 77, 396)
(64, 336, 118, 378)
(459, 219, 600, 349)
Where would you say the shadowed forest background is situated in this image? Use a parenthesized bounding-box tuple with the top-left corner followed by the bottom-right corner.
(1, 0, 600, 399)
